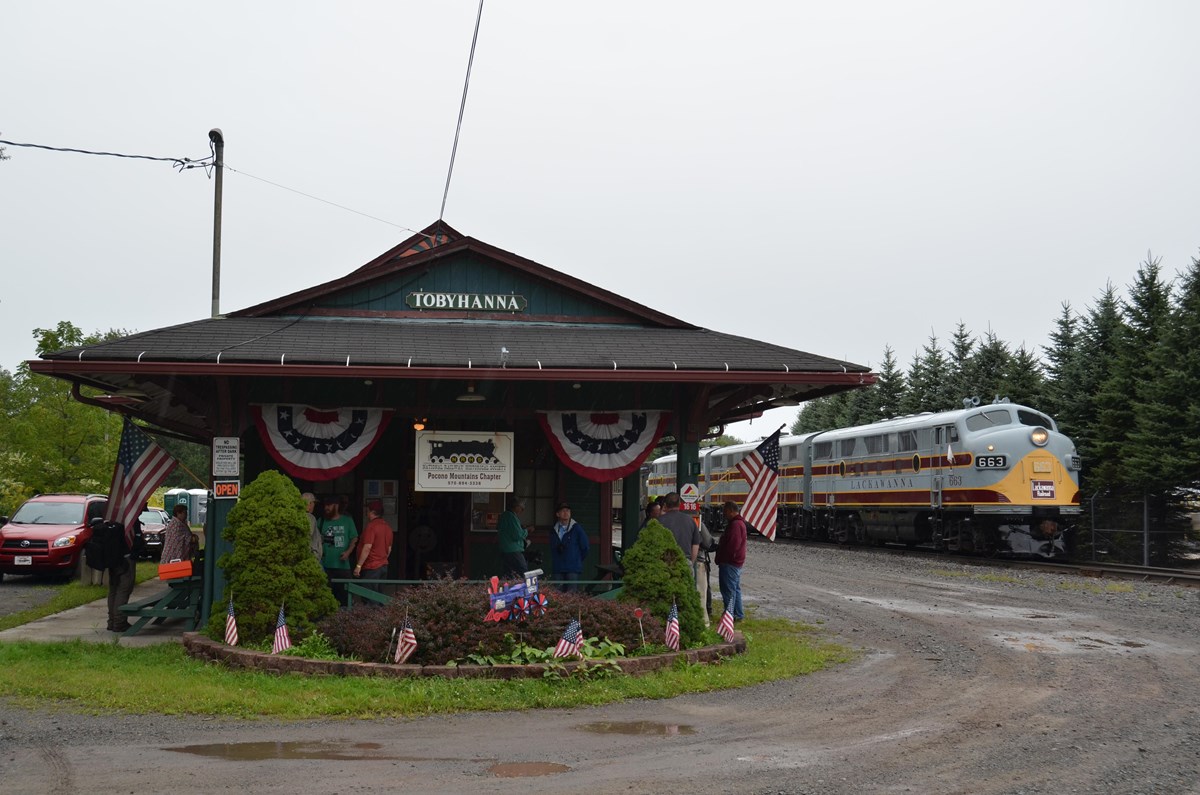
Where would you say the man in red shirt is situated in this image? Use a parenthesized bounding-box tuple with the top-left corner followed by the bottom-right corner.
(716, 501, 747, 621)
(353, 500, 393, 602)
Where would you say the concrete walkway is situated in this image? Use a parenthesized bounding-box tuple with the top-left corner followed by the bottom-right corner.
(0, 578, 190, 647)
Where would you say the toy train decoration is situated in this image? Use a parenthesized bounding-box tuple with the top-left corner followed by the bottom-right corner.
(648, 400, 1081, 559)
(485, 569, 549, 621)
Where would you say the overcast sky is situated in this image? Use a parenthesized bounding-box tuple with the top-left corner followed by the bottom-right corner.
(4, 1, 1199, 441)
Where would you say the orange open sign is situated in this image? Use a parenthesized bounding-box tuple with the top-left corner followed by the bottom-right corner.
(213, 480, 241, 499)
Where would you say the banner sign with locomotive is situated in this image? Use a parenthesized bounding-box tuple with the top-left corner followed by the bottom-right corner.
(415, 431, 514, 492)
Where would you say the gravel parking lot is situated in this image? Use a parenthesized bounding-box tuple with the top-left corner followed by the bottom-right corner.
(3, 540, 1200, 794)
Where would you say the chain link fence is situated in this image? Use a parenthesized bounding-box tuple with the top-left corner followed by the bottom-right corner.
(1074, 493, 1199, 567)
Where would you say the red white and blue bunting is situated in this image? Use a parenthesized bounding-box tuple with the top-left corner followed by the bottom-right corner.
(253, 405, 393, 481)
(537, 411, 670, 483)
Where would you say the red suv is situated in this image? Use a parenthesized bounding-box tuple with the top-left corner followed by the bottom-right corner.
(0, 494, 108, 581)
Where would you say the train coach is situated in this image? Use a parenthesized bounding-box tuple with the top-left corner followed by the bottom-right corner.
(648, 400, 1082, 558)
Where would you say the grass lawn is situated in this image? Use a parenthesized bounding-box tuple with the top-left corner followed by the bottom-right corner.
(0, 562, 160, 632)
(0, 611, 854, 719)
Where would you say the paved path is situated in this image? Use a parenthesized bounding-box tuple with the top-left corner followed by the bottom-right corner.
(0, 578, 187, 647)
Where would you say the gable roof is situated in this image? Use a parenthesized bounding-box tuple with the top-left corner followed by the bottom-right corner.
(233, 221, 694, 329)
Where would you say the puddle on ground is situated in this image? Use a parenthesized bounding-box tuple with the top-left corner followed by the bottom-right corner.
(489, 762, 571, 777)
(995, 631, 1163, 655)
(577, 721, 696, 736)
(166, 740, 461, 762)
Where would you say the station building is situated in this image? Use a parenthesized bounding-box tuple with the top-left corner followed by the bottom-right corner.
(30, 222, 874, 620)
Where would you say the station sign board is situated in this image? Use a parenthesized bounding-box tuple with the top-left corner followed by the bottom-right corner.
(212, 437, 240, 477)
(213, 480, 241, 500)
(680, 482, 700, 505)
(415, 431, 514, 492)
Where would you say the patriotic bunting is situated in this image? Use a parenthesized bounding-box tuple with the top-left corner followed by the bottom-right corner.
(253, 404, 393, 481)
(538, 411, 670, 483)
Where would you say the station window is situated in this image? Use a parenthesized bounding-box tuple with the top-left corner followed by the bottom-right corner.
(513, 467, 557, 527)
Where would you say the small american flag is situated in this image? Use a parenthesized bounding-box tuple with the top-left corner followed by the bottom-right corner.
(554, 618, 583, 659)
(271, 604, 291, 654)
(737, 428, 782, 542)
(717, 607, 735, 643)
(104, 419, 177, 548)
(224, 597, 239, 646)
(664, 602, 680, 651)
(394, 619, 418, 664)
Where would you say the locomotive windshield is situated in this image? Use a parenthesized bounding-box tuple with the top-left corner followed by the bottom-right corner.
(1017, 409, 1055, 430)
(964, 409, 1012, 431)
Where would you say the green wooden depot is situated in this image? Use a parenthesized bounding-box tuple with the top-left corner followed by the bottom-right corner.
(31, 221, 874, 624)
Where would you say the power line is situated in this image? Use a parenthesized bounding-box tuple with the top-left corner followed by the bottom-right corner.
(225, 166, 425, 234)
(439, 0, 487, 221)
(0, 138, 213, 171)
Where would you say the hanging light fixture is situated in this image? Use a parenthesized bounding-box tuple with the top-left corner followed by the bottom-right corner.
(456, 382, 486, 402)
(412, 418, 427, 431)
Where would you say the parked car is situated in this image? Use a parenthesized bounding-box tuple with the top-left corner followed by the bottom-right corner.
(0, 493, 107, 581)
(133, 507, 171, 560)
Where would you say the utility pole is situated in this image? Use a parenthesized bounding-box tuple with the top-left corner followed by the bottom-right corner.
(209, 128, 224, 318)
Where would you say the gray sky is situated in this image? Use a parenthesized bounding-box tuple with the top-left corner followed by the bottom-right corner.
(4, 1, 1199, 441)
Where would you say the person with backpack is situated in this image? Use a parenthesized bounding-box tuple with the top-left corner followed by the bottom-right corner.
(89, 517, 136, 632)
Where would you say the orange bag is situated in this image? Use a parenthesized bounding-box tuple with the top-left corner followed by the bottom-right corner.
(158, 560, 193, 580)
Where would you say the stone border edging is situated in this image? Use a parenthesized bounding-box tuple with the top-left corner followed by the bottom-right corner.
(182, 632, 746, 678)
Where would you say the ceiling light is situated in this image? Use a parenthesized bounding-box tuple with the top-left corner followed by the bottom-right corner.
(456, 382, 486, 402)
(413, 418, 426, 431)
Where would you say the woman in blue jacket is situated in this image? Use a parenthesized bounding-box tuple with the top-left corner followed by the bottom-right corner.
(550, 502, 589, 592)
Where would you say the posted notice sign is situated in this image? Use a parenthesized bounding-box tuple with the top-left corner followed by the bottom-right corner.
(212, 437, 240, 477)
(415, 431, 514, 492)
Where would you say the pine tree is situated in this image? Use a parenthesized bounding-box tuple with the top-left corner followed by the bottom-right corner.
(1002, 344, 1045, 408)
(1075, 284, 1125, 487)
(946, 322, 976, 406)
(969, 329, 1013, 403)
(873, 346, 906, 421)
(1041, 302, 1082, 433)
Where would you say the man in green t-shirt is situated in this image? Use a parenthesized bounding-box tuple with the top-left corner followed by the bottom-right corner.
(321, 497, 358, 604)
(496, 497, 530, 576)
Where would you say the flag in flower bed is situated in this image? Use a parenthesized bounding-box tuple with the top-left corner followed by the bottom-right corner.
(554, 618, 583, 659)
(717, 608, 735, 643)
(664, 602, 680, 651)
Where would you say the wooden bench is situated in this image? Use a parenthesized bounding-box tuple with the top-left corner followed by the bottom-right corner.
(119, 576, 202, 636)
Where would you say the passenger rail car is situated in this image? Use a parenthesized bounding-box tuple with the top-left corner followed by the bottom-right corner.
(648, 402, 1082, 558)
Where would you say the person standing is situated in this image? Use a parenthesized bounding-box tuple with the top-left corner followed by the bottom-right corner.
(302, 492, 322, 564)
(159, 502, 196, 564)
(638, 500, 663, 531)
(104, 518, 136, 633)
(658, 492, 700, 568)
(321, 497, 358, 605)
(550, 503, 589, 592)
(353, 499, 393, 602)
(497, 497, 530, 576)
(716, 501, 747, 621)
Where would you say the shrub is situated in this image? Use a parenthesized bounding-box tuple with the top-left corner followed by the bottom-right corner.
(617, 519, 706, 647)
(317, 580, 664, 665)
(204, 470, 338, 645)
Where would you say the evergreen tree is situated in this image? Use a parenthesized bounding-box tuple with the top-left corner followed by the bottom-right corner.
(872, 346, 906, 421)
(946, 322, 976, 406)
(901, 333, 952, 414)
(206, 470, 338, 645)
(969, 329, 1013, 403)
(1074, 285, 1125, 487)
(1041, 302, 1082, 433)
(1002, 344, 1045, 408)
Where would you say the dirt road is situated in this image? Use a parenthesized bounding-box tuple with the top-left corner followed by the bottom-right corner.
(3, 542, 1199, 794)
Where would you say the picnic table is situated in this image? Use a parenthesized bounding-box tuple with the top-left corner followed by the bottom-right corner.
(119, 575, 203, 636)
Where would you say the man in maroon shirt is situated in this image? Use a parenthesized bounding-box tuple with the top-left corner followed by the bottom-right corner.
(716, 501, 747, 621)
(353, 500, 393, 603)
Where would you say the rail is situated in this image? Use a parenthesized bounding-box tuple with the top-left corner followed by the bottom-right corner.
(333, 578, 624, 608)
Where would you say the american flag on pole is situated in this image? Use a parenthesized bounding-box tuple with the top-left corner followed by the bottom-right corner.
(224, 597, 239, 646)
(717, 607, 736, 643)
(271, 604, 291, 654)
(394, 618, 418, 664)
(103, 418, 178, 547)
(736, 428, 782, 542)
(664, 602, 680, 651)
(553, 618, 583, 659)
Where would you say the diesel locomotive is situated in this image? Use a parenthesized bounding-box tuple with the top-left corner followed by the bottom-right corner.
(648, 400, 1082, 558)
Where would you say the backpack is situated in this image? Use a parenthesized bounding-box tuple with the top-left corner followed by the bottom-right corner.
(84, 520, 128, 571)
